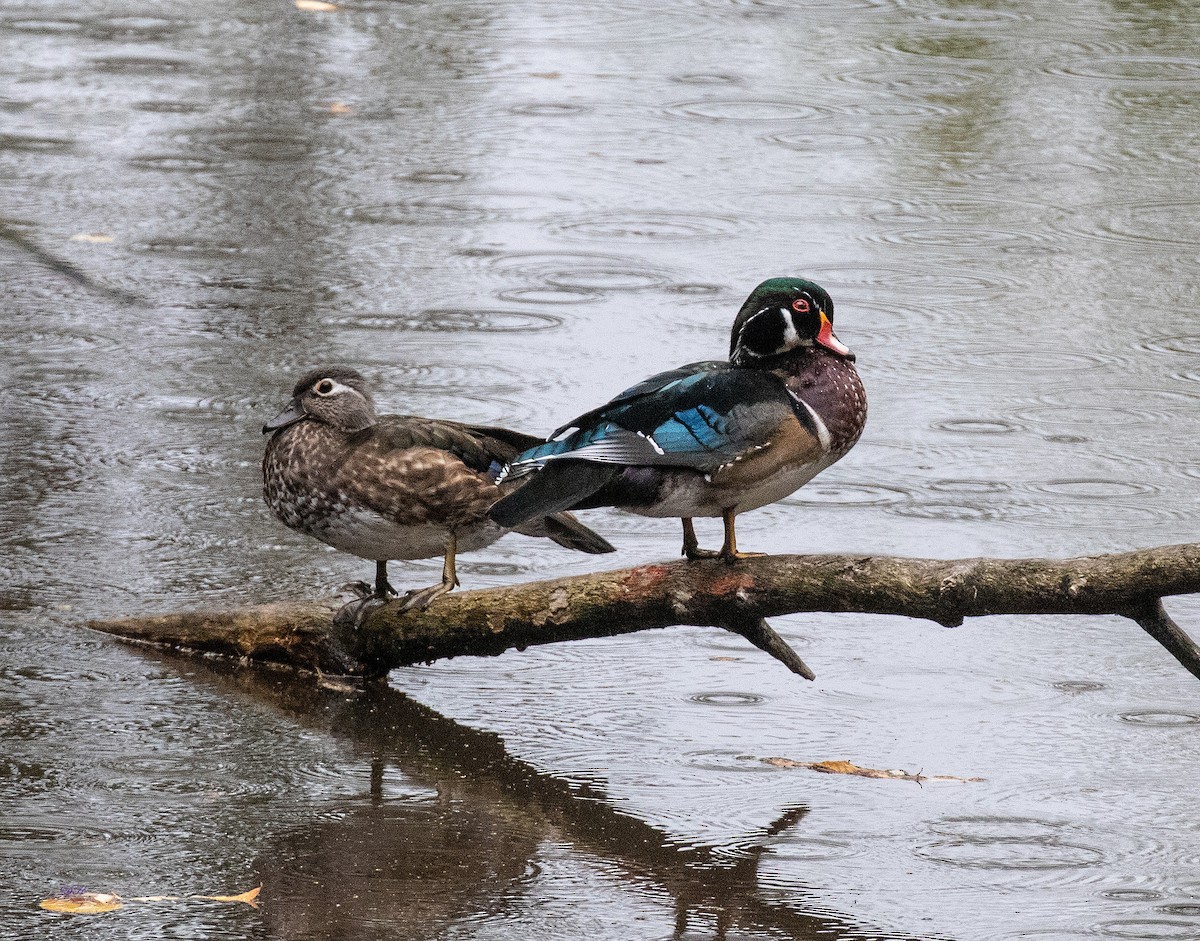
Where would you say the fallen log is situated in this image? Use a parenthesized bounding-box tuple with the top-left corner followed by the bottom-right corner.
(89, 544, 1200, 683)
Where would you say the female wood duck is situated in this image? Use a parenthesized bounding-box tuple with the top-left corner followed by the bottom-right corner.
(263, 367, 614, 610)
(488, 278, 866, 560)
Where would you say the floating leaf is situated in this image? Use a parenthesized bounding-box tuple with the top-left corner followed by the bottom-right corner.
(529, 72, 561, 79)
(40, 893, 123, 914)
(761, 757, 984, 783)
(69, 233, 113, 244)
(39, 884, 261, 914)
(328, 102, 353, 115)
(200, 885, 262, 907)
(295, 0, 338, 10)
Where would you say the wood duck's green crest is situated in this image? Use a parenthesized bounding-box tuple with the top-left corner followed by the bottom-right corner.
(729, 277, 852, 366)
(263, 366, 378, 435)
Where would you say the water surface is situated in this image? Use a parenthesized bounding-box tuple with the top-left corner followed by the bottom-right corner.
(2, 0, 1199, 938)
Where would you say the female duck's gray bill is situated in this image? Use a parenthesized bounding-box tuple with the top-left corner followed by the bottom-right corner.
(263, 399, 307, 434)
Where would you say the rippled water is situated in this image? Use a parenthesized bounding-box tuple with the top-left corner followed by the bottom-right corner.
(3, 0, 1200, 938)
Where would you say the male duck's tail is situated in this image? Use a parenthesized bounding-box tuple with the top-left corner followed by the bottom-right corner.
(515, 508, 615, 554)
(490, 460, 619, 530)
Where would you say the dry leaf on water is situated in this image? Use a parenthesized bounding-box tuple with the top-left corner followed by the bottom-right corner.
(295, 0, 338, 11)
(200, 885, 262, 906)
(762, 757, 984, 784)
(69, 233, 113, 243)
(39, 894, 123, 914)
(40, 884, 261, 915)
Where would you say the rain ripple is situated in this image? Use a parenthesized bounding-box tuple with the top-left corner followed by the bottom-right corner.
(683, 749, 779, 775)
(1141, 335, 1200, 356)
(663, 98, 825, 123)
(689, 691, 766, 707)
(941, 347, 1118, 374)
(343, 191, 578, 226)
(783, 481, 911, 507)
(549, 210, 752, 243)
(508, 101, 590, 117)
(1055, 199, 1200, 249)
(917, 816, 1105, 873)
(1051, 55, 1200, 84)
(90, 55, 195, 76)
(669, 72, 745, 87)
(324, 308, 563, 334)
(5, 14, 182, 41)
(804, 262, 1024, 299)
(833, 64, 990, 96)
(496, 286, 601, 305)
(1097, 920, 1200, 940)
(1017, 387, 1200, 428)
(934, 418, 1023, 435)
(1118, 711, 1200, 727)
(864, 223, 1048, 250)
(1053, 681, 1106, 695)
(903, 4, 1029, 26)
(764, 127, 904, 154)
(466, 249, 673, 300)
(1031, 478, 1154, 498)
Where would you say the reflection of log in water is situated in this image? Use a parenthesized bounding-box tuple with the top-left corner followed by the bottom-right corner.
(92, 545, 1200, 683)
(174, 657, 902, 940)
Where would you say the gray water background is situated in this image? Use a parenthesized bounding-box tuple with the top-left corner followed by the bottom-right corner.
(2, 0, 1199, 938)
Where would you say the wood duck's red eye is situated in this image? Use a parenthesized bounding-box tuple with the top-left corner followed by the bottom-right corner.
(792, 298, 810, 313)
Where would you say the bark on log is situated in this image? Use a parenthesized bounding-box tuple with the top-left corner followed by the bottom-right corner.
(89, 544, 1200, 683)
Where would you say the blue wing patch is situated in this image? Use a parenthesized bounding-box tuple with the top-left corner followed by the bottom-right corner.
(650, 404, 731, 454)
(504, 362, 802, 477)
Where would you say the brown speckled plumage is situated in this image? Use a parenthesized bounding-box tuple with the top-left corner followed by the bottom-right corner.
(265, 419, 507, 539)
(262, 367, 614, 604)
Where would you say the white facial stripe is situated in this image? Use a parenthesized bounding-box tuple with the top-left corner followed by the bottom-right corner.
(779, 308, 800, 347)
(316, 379, 357, 396)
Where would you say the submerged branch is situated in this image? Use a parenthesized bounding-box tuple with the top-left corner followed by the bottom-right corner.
(89, 543, 1200, 683)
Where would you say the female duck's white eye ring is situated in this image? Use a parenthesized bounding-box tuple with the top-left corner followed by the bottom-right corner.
(315, 380, 335, 395)
(792, 298, 810, 313)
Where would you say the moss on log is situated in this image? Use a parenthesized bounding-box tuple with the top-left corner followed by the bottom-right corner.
(89, 545, 1200, 683)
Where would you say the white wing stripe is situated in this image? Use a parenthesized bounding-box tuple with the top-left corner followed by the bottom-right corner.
(789, 392, 832, 451)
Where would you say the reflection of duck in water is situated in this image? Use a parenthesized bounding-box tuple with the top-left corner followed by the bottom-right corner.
(262, 367, 614, 609)
(260, 795, 542, 938)
(249, 677, 823, 941)
(491, 278, 867, 559)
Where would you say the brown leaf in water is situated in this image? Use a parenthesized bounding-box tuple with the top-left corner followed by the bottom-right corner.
(761, 757, 984, 783)
(40, 884, 262, 914)
(69, 233, 113, 244)
(39, 893, 123, 914)
(200, 884, 262, 907)
(295, 0, 338, 10)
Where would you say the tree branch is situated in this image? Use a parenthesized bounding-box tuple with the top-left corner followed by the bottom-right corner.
(88, 544, 1200, 683)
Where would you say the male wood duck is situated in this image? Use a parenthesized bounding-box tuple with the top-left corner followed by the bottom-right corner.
(488, 278, 866, 560)
(262, 367, 615, 610)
